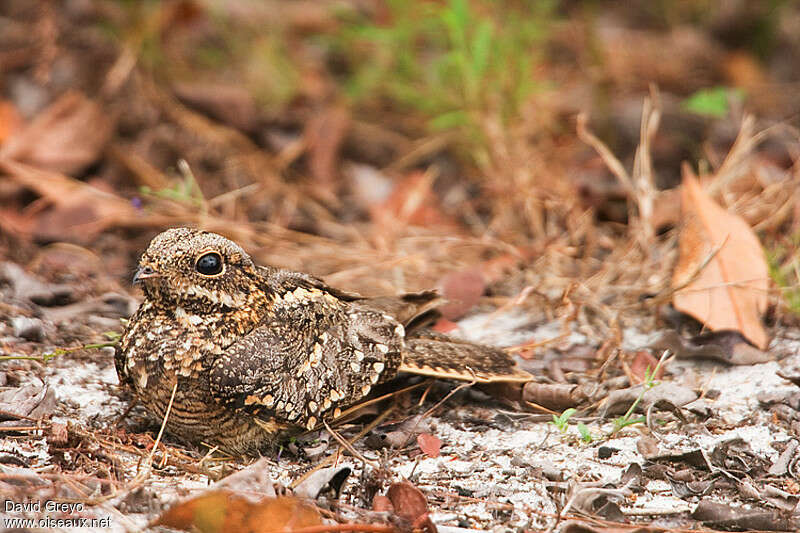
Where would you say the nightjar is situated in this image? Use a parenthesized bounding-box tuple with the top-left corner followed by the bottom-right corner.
(116, 228, 531, 455)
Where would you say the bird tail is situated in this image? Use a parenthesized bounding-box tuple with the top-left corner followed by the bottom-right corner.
(399, 330, 531, 383)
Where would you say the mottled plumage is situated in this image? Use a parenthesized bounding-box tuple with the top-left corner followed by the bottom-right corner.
(116, 228, 530, 454)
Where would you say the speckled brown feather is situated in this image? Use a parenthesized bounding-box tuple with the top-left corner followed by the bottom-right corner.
(116, 228, 531, 455)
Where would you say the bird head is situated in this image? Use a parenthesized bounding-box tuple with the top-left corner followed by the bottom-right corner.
(134, 228, 258, 313)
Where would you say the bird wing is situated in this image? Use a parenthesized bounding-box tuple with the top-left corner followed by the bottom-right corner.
(208, 282, 405, 430)
(359, 291, 443, 333)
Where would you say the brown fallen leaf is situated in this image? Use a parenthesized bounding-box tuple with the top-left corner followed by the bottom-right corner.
(629, 351, 664, 383)
(437, 267, 485, 320)
(560, 521, 663, 533)
(371, 170, 462, 237)
(305, 104, 350, 194)
(0, 380, 56, 426)
(600, 382, 698, 417)
(648, 330, 771, 365)
(436, 253, 522, 320)
(0, 100, 24, 145)
(173, 82, 259, 132)
(386, 482, 437, 533)
(0, 158, 140, 241)
(153, 492, 322, 533)
(691, 499, 796, 531)
(432, 318, 458, 333)
(672, 164, 769, 349)
(0, 91, 113, 175)
(372, 494, 394, 513)
(417, 433, 441, 458)
(522, 382, 588, 412)
(636, 436, 660, 459)
(366, 415, 432, 450)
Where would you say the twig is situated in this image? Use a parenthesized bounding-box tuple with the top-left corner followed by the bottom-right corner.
(645, 235, 728, 307)
(576, 113, 633, 195)
(323, 420, 380, 469)
(290, 407, 395, 490)
(421, 380, 475, 420)
(265, 524, 396, 533)
(578, 86, 662, 244)
(505, 333, 569, 354)
(0, 426, 42, 432)
(0, 341, 117, 362)
(320, 381, 432, 427)
(630, 84, 661, 242)
(70, 425, 207, 475)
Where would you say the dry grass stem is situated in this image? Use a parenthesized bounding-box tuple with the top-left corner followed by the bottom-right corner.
(135, 381, 177, 483)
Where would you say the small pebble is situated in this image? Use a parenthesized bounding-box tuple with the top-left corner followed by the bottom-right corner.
(12, 317, 44, 342)
(598, 446, 620, 459)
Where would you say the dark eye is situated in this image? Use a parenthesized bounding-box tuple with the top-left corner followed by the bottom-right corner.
(195, 252, 223, 276)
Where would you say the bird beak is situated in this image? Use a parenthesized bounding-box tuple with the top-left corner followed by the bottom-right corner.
(133, 265, 159, 285)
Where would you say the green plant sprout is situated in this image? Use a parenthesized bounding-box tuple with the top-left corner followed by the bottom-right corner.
(682, 86, 744, 118)
(139, 160, 207, 211)
(610, 353, 668, 435)
(0, 331, 120, 363)
(550, 407, 576, 434)
(577, 422, 593, 443)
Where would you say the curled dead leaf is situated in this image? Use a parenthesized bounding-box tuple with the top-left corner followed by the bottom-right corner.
(386, 481, 436, 533)
(648, 330, 771, 365)
(0, 380, 56, 426)
(522, 382, 587, 411)
(672, 164, 769, 349)
(0, 158, 140, 241)
(153, 492, 322, 533)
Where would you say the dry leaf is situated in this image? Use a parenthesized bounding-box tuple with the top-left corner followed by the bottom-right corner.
(417, 433, 441, 458)
(0, 100, 24, 145)
(0, 158, 139, 240)
(153, 492, 322, 533)
(648, 330, 771, 365)
(0, 91, 113, 175)
(386, 481, 437, 533)
(173, 82, 259, 132)
(672, 165, 769, 349)
(305, 105, 350, 192)
(437, 267, 486, 320)
(0, 380, 56, 425)
(372, 494, 394, 513)
(436, 253, 522, 320)
(372, 170, 461, 235)
(523, 382, 587, 411)
(432, 318, 458, 333)
(630, 351, 663, 383)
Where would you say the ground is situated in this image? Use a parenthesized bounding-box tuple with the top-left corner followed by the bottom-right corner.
(2, 295, 800, 531)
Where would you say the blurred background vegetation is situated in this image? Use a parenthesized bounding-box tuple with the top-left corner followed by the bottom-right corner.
(1, 0, 799, 315)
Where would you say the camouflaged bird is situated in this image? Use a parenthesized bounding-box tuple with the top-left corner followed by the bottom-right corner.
(116, 228, 531, 454)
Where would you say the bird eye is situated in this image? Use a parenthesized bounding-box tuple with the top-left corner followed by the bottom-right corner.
(195, 252, 224, 276)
